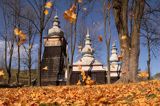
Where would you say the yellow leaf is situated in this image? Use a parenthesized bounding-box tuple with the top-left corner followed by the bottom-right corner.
(121, 35, 127, 40)
(87, 76, 91, 80)
(14, 28, 20, 36)
(45, 1, 52, 8)
(0, 70, 4, 76)
(42, 66, 48, 71)
(14, 28, 22, 36)
(82, 75, 86, 81)
(44, 9, 49, 15)
(77, 80, 81, 85)
(17, 32, 27, 46)
(138, 71, 149, 78)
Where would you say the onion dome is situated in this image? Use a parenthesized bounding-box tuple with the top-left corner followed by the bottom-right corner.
(81, 29, 94, 58)
(48, 15, 64, 37)
(110, 41, 119, 62)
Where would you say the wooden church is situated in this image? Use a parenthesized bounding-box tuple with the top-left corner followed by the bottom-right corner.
(41, 16, 67, 86)
(41, 15, 122, 85)
(70, 30, 106, 84)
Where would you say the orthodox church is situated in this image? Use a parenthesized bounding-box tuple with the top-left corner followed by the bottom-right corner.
(70, 29, 121, 84)
(70, 30, 106, 84)
(41, 15, 67, 85)
(41, 15, 121, 85)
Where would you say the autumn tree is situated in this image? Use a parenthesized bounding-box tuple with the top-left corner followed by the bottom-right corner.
(0, 0, 20, 84)
(21, 7, 37, 85)
(21, 0, 55, 86)
(141, 22, 160, 79)
(101, 0, 112, 84)
(12, 0, 24, 84)
(141, 3, 160, 80)
(113, 0, 145, 82)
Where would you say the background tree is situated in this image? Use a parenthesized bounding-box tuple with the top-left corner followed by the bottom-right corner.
(12, 0, 23, 84)
(5, 0, 27, 84)
(102, 0, 112, 84)
(0, 0, 19, 84)
(21, 0, 55, 86)
(21, 7, 37, 85)
(141, 4, 160, 80)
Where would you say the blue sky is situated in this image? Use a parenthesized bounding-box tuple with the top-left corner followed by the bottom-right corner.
(54, 0, 160, 76)
(0, 0, 159, 76)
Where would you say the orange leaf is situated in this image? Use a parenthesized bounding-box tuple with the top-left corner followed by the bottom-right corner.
(19, 32, 26, 38)
(69, 4, 76, 12)
(77, 0, 82, 3)
(107, 2, 112, 10)
(64, 4, 77, 23)
(44, 9, 49, 15)
(118, 55, 123, 61)
(64, 10, 77, 23)
(98, 35, 103, 42)
(45, 1, 52, 8)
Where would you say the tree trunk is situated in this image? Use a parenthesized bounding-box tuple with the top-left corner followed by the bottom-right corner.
(66, 45, 71, 85)
(113, 0, 144, 83)
(103, 0, 111, 84)
(107, 42, 111, 84)
(16, 44, 20, 84)
(37, 31, 43, 86)
(147, 37, 151, 80)
(37, 2, 45, 86)
(129, 0, 145, 82)
(28, 47, 32, 85)
(113, 0, 131, 83)
(4, 38, 11, 84)
(107, 4, 111, 84)
(68, 3, 79, 85)
(7, 40, 14, 84)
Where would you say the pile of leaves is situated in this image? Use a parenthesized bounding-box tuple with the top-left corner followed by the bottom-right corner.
(0, 80, 160, 106)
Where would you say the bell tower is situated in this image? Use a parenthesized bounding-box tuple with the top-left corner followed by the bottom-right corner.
(41, 15, 67, 85)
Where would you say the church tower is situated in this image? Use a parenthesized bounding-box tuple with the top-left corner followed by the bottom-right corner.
(41, 16, 67, 86)
(109, 41, 121, 82)
(71, 30, 106, 84)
